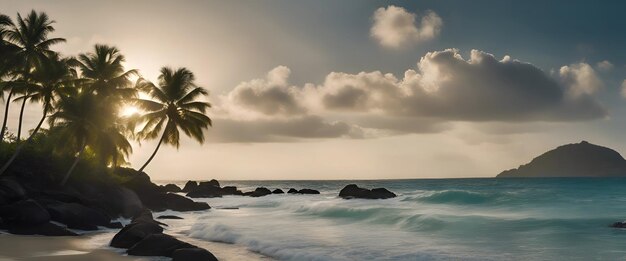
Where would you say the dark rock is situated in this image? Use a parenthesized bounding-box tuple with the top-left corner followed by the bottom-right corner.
(339, 184, 396, 199)
(46, 202, 111, 230)
(106, 221, 123, 229)
(0, 178, 26, 202)
(157, 215, 184, 220)
(8, 222, 78, 236)
(298, 189, 320, 194)
(127, 233, 195, 257)
(164, 193, 211, 211)
(186, 185, 222, 198)
(287, 188, 298, 194)
(0, 199, 50, 225)
(249, 187, 272, 197)
(611, 221, 626, 228)
(110, 222, 164, 248)
(498, 141, 626, 178)
(272, 189, 284, 194)
(206, 179, 220, 188)
(221, 186, 239, 195)
(172, 247, 218, 261)
(163, 184, 182, 193)
(182, 181, 199, 192)
(132, 209, 167, 227)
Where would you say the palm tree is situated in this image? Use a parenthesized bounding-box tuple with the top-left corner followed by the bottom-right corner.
(133, 67, 212, 172)
(0, 13, 19, 142)
(48, 90, 108, 185)
(77, 44, 137, 98)
(1, 10, 65, 142)
(0, 54, 76, 175)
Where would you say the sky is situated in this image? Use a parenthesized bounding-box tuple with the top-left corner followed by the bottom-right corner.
(2, 0, 626, 180)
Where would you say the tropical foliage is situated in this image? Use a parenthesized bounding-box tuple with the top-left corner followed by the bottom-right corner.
(0, 10, 212, 184)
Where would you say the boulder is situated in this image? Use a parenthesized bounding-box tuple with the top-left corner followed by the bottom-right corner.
(272, 189, 284, 194)
(205, 179, 220, 187)
(127, 233, 196, 257)
(7, 222, 78, 236)
(164, 193, 211, 211)
(157, 215, 184, 220)
(46, 202, 111, 230)
(163, 184, 182, 193)
(611, 221, 626, 228)
(287, 188, 298, 194)
(338, 184, 396, 199)
(106, 221, 123, 229)
(0, 199, 50, 225)
(249, 187, 272, 197)
(221, 186, 241, 195)
(110, 221, 164, 248)
(186, 185, 222, 198)
(298, 189, 320, 194)
(182, 181, 199, 192)
(173, 248, 218, 261)
(0, 178, 26, 202)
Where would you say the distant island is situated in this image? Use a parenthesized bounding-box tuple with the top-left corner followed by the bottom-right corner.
(497, 141, 626, 178)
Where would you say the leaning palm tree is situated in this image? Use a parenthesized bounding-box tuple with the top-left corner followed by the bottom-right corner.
(48, 90, 107, 185)
(133, 67, 212, 172)
(1, 10, 65, 141)
(0, 54, 76, 175)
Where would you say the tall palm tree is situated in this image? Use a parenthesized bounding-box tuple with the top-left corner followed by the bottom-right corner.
(77, 44, 137, 98)
(133, 67, 212, 172)
(0, 54, 76, 175)
(1, 10, 65, 142)
(0, 13, 19, 142)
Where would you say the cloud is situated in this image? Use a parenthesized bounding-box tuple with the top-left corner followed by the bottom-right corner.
(621, 80, 626, 98)
(207, 116, 364, 143)
(313, 49, 606, 121)
(224, 66, 307, 117)
(370, 5, 442, 49)
(213, 49, 607, 143)
(596, 60, 614, 71)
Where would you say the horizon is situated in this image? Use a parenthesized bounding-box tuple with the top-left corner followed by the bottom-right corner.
(3, 0, 626, 180)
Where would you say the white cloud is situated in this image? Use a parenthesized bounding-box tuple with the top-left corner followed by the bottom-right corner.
(370, 6, 442, 49)
(213, 49, 607, 143)
(596, 60, 614, 71)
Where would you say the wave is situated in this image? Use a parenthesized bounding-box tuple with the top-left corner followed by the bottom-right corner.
(403, 190, 514, 205)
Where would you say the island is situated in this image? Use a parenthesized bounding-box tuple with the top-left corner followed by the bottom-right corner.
(497, 141, 626, 178)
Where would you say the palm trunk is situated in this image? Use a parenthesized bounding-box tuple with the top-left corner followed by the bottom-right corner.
(61, 140, 86, 186)
(138, 127, 167, 172)
(0, 106, 48, 175)
(16, 98, 26, 141)
(0, 89, 14, 142)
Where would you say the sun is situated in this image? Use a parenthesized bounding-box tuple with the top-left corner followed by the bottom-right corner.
(120, 105, 141, 117)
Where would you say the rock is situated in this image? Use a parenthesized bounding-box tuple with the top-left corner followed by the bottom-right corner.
(272, 189, 284, 194)
(498, 141, 626, 178)
(157, 215, 184, 220)
(298, 189, 320, 194)
(163, 184, 182, 193)
(0, 178, 26, 202)
(106, 221, 123, 229)
(338, 184, 396, 199)
(110, 222, 164, 248)
(249, 187, 272, 197)
(182, 181, 199, 192)
(46, 202, 111, 230)
(8, 222, 78, 236)
(164, 193, 211, 211)
(221, 186, 240, 195)
(186, 185, 222, 198)
(172, 248, 218, 261)
(287, 188, 298, 194)
(0, 199, 50, 225)
(205, 179, 220, 187)
(611, 221, 626, 228)
(127, 234, 195, 257)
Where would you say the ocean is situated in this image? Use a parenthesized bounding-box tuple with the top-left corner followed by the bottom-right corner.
(92, 178, 626, 260)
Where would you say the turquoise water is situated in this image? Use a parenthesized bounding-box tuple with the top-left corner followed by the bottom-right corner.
(157, 178, 626, 260)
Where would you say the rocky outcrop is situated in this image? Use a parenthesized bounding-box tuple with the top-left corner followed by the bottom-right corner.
(162, 184, 182, 193)
(272, 189, 284, 194)
(247, 187, 272, 197)
(286, 188, 320, 195)
(498, 141, 626, 178)
(185, 180, 244, 198)
(339, 184, 396, 199)
(111, 209, 217, 260)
